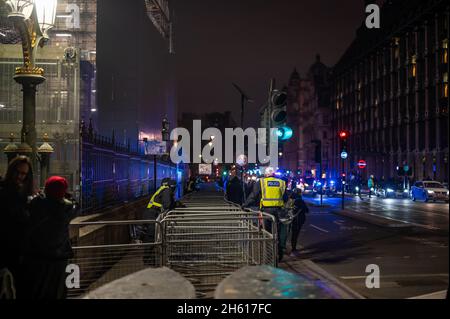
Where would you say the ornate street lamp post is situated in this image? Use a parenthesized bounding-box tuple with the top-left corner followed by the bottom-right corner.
(37, 132, 54, 186)
(6, 0, 57, 168)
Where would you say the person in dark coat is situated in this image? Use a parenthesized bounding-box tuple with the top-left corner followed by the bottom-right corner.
(21, 176, 79, 299)
(226, 171, 244, 205)
(0, 156, 34, 299)
(245, 175, 257, 199)
(137, 178, 182, 265)
(287, 188, 309, 257)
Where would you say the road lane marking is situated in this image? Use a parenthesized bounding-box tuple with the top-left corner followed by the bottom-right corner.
(310, 225, 330, 233)
(346, 201, 449, 217)
(340, 273, 449, 280)
(344, 210, 442, 230)
(408, 290, 448, 299)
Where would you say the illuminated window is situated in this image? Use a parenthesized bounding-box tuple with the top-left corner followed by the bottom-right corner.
(444, 83, 448, 98)
(410, 55, 417, 78)
(443, 40, 448, 64)
(394, 38, 400, 61)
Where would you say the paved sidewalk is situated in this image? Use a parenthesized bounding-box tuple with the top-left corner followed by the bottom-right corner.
(279, 259, 365, 299)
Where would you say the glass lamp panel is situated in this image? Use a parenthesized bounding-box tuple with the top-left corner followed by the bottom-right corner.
(6, 0, 35, 19)
(34, 0, 57, 34)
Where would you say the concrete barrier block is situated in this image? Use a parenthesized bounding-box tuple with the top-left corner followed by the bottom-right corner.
(214, 265, 341, 299)
(83, 267, 196, 299)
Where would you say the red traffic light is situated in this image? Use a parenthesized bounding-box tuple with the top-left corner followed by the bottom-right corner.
(339, 131, 349, 139)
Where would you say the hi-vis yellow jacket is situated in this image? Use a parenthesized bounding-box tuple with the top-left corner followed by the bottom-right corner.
(260, 177, 286, 209)
(147, 186, 169, 209)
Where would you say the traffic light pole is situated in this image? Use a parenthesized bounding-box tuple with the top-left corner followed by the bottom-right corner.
(320, 161, 323, 207)
(341, 158, 345, 210)
(312, 140, 323, 207)
(154, 155, 157, 192)
(338, 131, 349, 210)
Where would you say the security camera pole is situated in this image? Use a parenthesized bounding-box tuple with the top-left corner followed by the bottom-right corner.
(232, 83, 253, 202)
(232, 83, 254, 129)
(312, 139, 323, 207)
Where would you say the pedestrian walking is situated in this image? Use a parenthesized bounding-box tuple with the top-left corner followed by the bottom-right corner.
(286, 189, 309, 257)
(226, 171, 244, 205)
(368, 175, 375, 198)
(0, 156, 34, 299)
(21, 176, 79, 299)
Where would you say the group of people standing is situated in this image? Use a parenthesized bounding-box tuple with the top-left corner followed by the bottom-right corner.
(0, 156, 79, 299)
(225, 167, 309, 262)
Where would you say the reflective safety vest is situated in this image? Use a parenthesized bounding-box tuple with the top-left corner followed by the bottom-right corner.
(147, 186, 169, 209)
(260, 177, 286, 209)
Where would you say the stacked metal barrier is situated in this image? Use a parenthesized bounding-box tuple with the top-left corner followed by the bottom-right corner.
(67, 220, 163, 298)
(159, 190, 277, 298)
(67, 187, 277, 298)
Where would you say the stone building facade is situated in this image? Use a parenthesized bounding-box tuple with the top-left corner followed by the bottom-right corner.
(330, 0, 449, 182)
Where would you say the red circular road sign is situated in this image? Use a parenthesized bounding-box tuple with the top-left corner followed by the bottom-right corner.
(358, 160, 367, 169)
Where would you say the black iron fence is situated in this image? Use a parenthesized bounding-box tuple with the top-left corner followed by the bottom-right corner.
(80, 123, 185, 215)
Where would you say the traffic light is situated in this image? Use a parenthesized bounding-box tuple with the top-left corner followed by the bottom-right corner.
(276, 126, 293, 141)
(339, 130, 349, 153)
(270, 88, 292, 141)
(162, 117, 170, 141)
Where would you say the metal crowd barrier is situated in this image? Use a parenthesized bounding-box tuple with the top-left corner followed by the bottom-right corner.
(67, 220, 162, 298)
(158, 190, 277, 298)
(67, 188, 278, 299)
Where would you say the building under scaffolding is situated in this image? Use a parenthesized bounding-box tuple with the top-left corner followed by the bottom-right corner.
(0, 0, 98, 193)
(0, 0, 180, 213)
(97, 0, 176, 151)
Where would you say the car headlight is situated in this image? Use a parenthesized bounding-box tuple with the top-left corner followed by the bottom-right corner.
(355, 187, 360, 191)
(447, 191, 449, 196)
(404, 189, 409, 193)
(427, 190, 434, 194)
(387, 188, 394, 193)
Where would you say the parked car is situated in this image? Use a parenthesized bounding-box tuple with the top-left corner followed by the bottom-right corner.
(411, 181, 449, 202)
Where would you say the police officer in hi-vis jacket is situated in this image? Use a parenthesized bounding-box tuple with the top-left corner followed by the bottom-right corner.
(243, 167, 287, 262)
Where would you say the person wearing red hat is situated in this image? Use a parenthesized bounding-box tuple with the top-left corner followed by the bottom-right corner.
(44, 176, 69, 200)
(21, 176, 79, 299)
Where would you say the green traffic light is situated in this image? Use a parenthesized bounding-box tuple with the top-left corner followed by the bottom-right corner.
(277, 126, 293, 141)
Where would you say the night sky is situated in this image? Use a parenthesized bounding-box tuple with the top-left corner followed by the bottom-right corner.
(173, 0, 365, 128)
